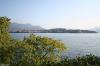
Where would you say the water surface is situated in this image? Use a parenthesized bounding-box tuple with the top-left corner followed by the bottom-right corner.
(11, 33, 100, 57)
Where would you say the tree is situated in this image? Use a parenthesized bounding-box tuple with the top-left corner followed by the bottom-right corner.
(0, 16, 13, 63)
(0, 16, 66, 66)
(24, 34, 66, 63)
(0, 16, 33, 65)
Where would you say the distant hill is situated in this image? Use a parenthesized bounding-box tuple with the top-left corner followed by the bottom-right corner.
(91, 27, 100, 32)
(9, 23, 45, 32)
(42, 28, 97, 33)
(9, 23, 97, 33)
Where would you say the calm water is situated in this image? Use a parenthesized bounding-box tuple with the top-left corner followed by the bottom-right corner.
(11, 33, 100, 57)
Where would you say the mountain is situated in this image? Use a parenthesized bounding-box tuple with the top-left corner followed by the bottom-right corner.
(9, 23, 45, 32)
(9, 23, 97, 33)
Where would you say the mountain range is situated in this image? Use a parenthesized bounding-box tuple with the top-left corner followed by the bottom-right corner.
(9, 23, 98, 33)
(9, 23, 45, 32)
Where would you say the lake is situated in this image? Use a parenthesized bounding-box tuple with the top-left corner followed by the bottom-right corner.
(11, 33, 100, 57)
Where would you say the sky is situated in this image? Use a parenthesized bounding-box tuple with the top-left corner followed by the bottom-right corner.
(0, 0, 100, 29)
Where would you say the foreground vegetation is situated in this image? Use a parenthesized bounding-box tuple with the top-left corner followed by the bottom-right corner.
(40, 54, 100, 66)
(0, 16, 100, 66)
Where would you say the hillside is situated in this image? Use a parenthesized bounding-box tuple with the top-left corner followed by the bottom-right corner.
(91, 27, 100, 32)
(9, 23, 45, 32)
(9, 23, 97, 33)
(42, 28, 97, 33)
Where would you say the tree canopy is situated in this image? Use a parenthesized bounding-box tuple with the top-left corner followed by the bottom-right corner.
(0, 16, 66, 66)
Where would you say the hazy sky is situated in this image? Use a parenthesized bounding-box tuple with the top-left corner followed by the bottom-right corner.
(0, 0, 100, 29)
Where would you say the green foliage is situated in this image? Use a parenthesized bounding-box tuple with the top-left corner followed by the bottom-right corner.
(0, 16, 66, 66)
(44, 54, 100, 66)
(0, 16, 10, 31)
(23, 34, 66, 65)
(0, 16, 34, 65)
(0, 16, 12, 64)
